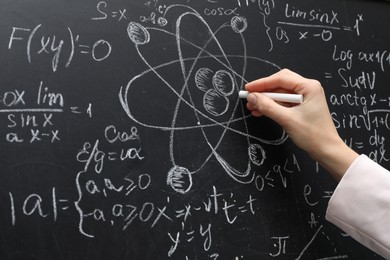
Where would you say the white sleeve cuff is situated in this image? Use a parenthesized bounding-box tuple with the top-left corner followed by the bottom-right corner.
(326, 154, 390, 259)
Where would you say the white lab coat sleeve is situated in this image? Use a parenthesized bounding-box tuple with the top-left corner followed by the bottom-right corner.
(326, 154, 390, 259)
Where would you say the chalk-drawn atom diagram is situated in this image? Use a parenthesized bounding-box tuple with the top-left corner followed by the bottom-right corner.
(120, 5, 287, 194)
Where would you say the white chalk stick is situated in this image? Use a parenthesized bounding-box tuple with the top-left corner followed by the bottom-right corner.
(239, 91, 303, 104)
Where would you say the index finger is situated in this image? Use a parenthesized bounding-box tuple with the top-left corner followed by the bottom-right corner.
(245, 69, 308, 94)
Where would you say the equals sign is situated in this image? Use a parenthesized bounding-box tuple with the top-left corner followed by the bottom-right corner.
(238, 206, 247, 213)
(79, 45, 90, 54)
(324, 72, 332, 79)
(59, 199, 70, 210)
(70, 107, 82, 114)
(343, 26, 352, 31)
(355, 142, 364, 149)
(323, 191, 333, 199)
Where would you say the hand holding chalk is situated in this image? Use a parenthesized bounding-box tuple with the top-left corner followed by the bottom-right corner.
(239, 91, 303, 104)
(244, 69, 358, 181)
(244, 69, 331, 153)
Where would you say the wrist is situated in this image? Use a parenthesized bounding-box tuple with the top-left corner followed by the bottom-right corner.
(312, 136, 359, 181)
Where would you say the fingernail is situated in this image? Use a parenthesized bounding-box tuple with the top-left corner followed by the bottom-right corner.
(247, 93, 257, 106)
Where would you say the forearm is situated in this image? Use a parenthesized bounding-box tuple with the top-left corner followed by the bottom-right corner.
(310, 136, 359, 182)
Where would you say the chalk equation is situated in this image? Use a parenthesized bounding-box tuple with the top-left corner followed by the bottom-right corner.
(8, 25, 111, 72)
(247, 1, 366, 51)
(1, 81, 92, 143)
(1, 0, 389, 259)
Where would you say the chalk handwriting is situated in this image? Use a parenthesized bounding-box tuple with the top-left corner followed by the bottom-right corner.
(1, 81, 91, 143)
(92, 1, 128, 21)
(2, 1, 390, 259)
(8, 25, 111, 72)
(120, 5, 288, 195)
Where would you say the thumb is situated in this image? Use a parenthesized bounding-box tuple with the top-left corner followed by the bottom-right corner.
(247, 93, 291, 126)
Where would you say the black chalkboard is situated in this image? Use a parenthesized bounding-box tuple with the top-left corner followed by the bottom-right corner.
(1, 0, 389, 259)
